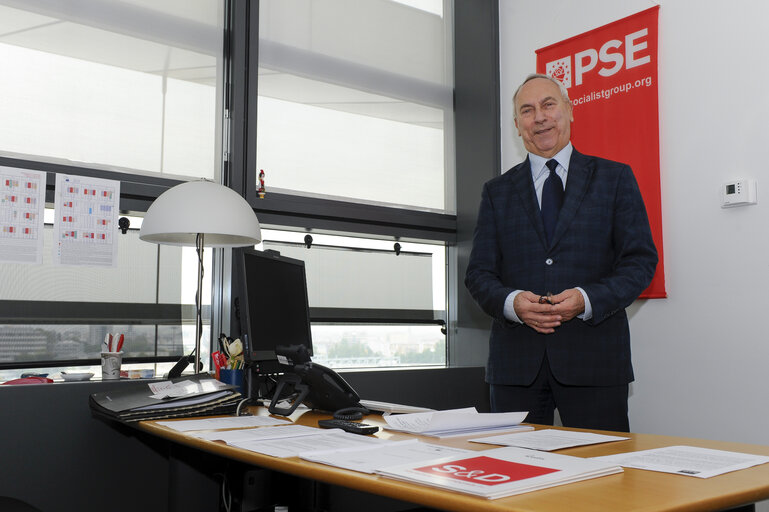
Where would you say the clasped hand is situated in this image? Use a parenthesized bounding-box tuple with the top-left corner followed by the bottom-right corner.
(514, 289, 585, 334)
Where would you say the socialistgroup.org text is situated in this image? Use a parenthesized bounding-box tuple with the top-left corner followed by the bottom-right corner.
(571, 76, 652, 106)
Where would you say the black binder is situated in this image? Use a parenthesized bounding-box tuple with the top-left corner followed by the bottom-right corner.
(89, 373, 241, 422)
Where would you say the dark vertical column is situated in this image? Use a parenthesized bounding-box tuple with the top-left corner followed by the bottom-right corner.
(453, 0, 501, 367)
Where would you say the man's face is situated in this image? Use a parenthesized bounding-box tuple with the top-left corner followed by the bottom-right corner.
(514, 78, 573, 158)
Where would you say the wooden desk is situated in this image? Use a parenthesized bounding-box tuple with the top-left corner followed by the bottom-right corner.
(139, 408, 769, 512)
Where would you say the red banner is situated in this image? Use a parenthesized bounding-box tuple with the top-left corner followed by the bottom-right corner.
(536, 6, 665, 298)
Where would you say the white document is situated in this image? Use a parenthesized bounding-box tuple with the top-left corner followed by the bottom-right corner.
(383, 408, 529, 437)
(591, 445, 769, 478)
(301, 439, 473, 474)
(193, 424, 321, 443)
(156, 415, 290, 432)
(471, 429, 629, 451)
(148, 378, 229, 399)
(377, 446, 623, 499)
(53, 173, 120, 267)
(0, 166, 46, 264)
(384, 407, 476, 433)
(231, 430, 383, 458)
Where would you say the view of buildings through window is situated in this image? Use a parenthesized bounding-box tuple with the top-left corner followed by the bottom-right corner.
(311, 325, 445, 369)
(0, 224, 445, 381)
(259, 230, 447, 369)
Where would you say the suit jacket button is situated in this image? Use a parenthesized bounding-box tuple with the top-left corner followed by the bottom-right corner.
(545, 258, 553, 265)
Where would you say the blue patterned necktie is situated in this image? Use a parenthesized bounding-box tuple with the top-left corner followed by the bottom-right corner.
(541, 159, 564, 245)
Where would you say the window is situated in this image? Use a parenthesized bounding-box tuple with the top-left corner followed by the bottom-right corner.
(256, 0, 454, 212)
(0, 0, 461, 379)
(0, 0, 223, 179)
(228, 0, 457, 369)
(0, 0, 224, 380)
(258, 229, 447, 369)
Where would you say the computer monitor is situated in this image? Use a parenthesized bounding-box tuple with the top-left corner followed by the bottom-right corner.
(234, 248, 313, 376)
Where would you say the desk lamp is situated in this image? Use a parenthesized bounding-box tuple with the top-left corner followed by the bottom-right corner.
(140, 179, 262, 375)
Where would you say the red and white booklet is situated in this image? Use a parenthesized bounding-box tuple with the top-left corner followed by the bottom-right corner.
(376, 446, 623, 499)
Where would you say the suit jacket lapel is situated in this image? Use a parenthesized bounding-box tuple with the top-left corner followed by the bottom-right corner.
(508, 157, 548, 247)
(550, 148, 594, 247)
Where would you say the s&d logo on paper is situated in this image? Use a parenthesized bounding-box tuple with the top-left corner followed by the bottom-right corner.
(546, 57, 571, 88)
(415, 456, 559, 486)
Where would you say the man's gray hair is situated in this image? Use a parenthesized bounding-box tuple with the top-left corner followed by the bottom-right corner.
(512, 73, 571, 119)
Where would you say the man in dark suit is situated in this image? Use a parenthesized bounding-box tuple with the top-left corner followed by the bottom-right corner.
(465, 73, 658, 432)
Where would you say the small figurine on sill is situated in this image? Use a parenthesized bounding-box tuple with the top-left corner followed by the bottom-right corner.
(258, 169, 266, 199)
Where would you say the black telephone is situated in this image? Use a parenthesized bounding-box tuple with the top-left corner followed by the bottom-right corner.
(268, 345, 361, 416)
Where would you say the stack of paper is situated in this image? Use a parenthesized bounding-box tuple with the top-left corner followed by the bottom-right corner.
(229, 428, 384, 458)
(157, 415, 291, 432)
(383, 407, 532, 438)
(591, 445, 769, 478)
(376, 446, 623, 499)
(184, 423, 384, 458)
(301, 439, 473, 474)
(470, 429, 629, 451)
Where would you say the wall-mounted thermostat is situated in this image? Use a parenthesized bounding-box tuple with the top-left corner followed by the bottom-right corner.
(721, 179, 757, 208)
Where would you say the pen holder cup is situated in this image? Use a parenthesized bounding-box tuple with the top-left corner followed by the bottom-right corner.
(219, 368, 244, 394)
(101, 351, 123, 380)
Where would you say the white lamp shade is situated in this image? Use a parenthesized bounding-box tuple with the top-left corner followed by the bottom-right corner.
(139, 180, 262, 247)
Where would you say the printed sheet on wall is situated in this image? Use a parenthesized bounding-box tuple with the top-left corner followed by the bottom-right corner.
(0, 166, 46, 264)
(54, 173, 120, 267)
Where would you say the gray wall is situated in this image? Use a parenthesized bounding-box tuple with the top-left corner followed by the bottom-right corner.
(0, 381, 173, 512)
(344, 366, 489, 412)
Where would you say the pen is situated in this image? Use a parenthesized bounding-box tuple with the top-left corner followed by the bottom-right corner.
(115, 334, 124, 352)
